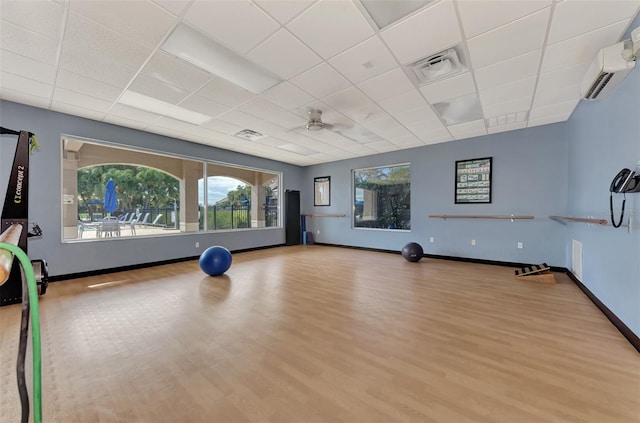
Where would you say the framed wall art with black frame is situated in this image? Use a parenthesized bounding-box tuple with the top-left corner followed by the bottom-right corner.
(314, 176, 331, 206)
(455, 157, 492, 204)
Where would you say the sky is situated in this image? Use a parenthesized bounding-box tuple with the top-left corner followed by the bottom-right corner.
(198, 176, 246, 205)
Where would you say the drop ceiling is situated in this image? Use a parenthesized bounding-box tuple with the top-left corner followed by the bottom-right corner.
(1, 0, 638, 166)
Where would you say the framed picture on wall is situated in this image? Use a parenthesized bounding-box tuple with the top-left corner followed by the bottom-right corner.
(314, 176, 331, 206)
(455, 157, 492, 204)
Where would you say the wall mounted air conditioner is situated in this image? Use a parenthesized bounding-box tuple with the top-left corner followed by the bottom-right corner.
(580, 41, 636, 100)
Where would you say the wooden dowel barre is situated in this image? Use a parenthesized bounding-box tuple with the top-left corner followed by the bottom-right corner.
(428, 214, 534, 220)
(0, 223, 23, 286)
(549, 216, 609, 225)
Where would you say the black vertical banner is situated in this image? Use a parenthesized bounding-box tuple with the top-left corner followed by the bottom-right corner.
(1, 130, 30, 305)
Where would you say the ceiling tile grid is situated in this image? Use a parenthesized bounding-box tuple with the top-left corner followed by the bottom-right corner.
(0, 0, 638, 166)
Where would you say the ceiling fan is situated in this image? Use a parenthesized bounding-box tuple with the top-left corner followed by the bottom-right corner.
(303, 108, 383, 144)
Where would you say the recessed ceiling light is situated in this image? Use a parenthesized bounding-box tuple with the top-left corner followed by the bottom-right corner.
(118, 91, 211, 125)
(161, 24, 281, 94)
(433, 93, 484, 126)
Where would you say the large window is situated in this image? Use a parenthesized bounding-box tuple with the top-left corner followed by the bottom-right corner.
(353, 163, 410, 230)
(62, 136, 281, 241)
(199, 162, 279, 231)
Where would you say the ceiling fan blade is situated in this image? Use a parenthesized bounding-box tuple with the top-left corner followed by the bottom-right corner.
(331, 124, 383, 144)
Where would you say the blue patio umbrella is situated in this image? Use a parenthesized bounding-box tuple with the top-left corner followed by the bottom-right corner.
(103, 179, 118, 216)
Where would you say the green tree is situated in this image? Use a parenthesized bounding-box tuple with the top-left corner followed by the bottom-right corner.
(77, 165, 179, 218)
(216, 184, 251, 206)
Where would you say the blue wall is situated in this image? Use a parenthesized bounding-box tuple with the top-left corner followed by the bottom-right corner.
(301, 123, 569, 266)
(565, 18, 640, 336)
(0, 100, 304, 276)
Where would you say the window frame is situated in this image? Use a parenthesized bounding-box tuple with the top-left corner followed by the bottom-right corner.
(60, 134, 282, 243)
(352, 162, 411, 232)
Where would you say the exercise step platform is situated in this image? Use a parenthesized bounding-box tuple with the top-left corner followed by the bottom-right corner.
(514, 263, 556, 284)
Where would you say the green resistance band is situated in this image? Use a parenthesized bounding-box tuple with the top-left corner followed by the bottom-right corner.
(0, 242, 42, 423)
(29, 134, 40, 154)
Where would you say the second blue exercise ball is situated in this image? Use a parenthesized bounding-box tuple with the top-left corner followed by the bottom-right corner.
(199, 246, 232, 276)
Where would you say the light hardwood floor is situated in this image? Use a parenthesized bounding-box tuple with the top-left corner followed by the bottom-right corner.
(1, 245, 638, 422)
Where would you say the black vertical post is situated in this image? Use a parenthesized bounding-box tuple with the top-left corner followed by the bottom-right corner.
(285, 190, 300, 245)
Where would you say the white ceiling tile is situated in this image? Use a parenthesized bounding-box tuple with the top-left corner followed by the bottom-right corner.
(255, 0, 315, 24)
(533, 62, 589, 108)
(527, 113, 571, 128)
(419, 127, 453, 145)
(150, 0, 191, 16)
(290, 62, 351, 98)
(70, 0, 176, 47)
(357, 68, 415, 102)
(240, 97, 307, 128)
(103, 115, 149, 131)
(154, 116, 212, 137)
(247, 29, 322, 80)
(0, 20, 59, 64)
(529, 99, 579, 121)
(244, 120, 290, 138)
(483, 97, 533, 118)
(487, 121, 527, 134)
(381, 0, 461, 65)
(447, 119, 487, 139)
(0, 49, 56, 85)
(378, 90, 430, 114)
(0, 71, 53, 99)
(0, 88, 51, 109)
(322, 87, 385, 123)
(197, 79, 255, 108)
(407, 117, 447, 131)
(419, 72, 476, 103)
(55, 70, 123, 102)
(541, 20, 631, 73)
(109, 104, 162, 124)
(367, 140, 400, 153)
(547, 0, 640, 44)
(53, 87, 113, 113)
(178, 95, 230, 119)
(184, 1, 279, 54)
(129, 75, 189, 104)
(1, 0, 65, 40)
(219, 109, 269, 128)
(389, 134, 424, 148)
(474, 50, 542, 91)
(467, 7, 550, 69)
(391, 106, 439, 125)
(287, 0, 375, 59)
(479, 77, 537, 107)
(201, 119, 243, 135)
(51, 101, 106, 121)
(141, 51, 213, 93)
(60, 13, 151, 87)
(329, 36, 398, 84)
(533, 83, 581, 108)
(457, 0, 552, 38)
(362, 116, 411, 139)
(277, 142, 319, 156)
(259, 82, 315, 110)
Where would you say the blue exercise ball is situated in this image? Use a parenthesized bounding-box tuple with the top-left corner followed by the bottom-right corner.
(199, 246, 232, 276)
(402, 242, 423, 262)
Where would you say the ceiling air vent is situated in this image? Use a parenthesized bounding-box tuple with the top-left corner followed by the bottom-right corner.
(234, 129, 265, 141)
(410, 48, 463, 85)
